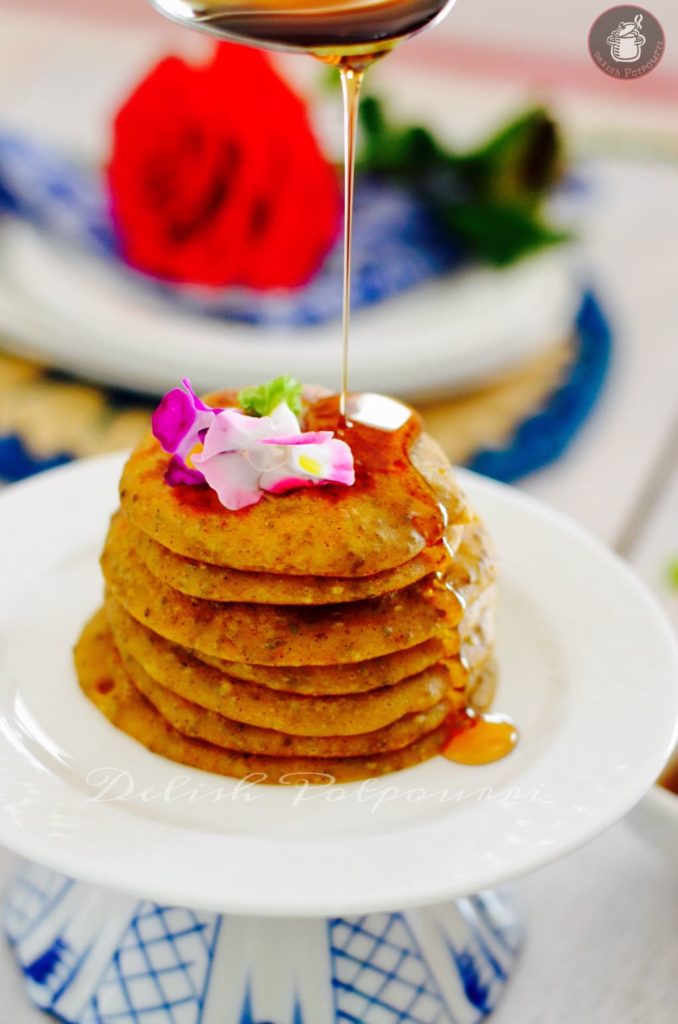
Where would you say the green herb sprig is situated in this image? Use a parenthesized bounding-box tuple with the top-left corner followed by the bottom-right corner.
(238, 375, 303, 418)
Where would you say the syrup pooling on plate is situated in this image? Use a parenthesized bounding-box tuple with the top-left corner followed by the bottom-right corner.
(659, 761, 678, 795)
(443, 710, 519, 765)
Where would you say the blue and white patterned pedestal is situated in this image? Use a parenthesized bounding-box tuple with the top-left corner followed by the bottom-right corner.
(3, 861, 523, 1023)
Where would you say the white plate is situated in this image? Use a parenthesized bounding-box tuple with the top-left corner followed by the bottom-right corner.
(0, 455, 676, 917)
(0, 218, 578, 398)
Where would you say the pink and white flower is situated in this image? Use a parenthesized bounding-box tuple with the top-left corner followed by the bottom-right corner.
(151, 379, 355, 510)
(192, 402, 355, 510)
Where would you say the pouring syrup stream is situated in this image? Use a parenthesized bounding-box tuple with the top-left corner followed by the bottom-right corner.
(338, 65, 364, 421)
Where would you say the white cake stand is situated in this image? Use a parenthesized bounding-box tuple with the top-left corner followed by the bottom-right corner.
(0, 456, 676, 1024)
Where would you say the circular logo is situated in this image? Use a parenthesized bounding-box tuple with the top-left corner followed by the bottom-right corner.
(588, 6, 665, 78)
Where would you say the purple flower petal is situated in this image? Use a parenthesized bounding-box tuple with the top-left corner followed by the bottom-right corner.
(181, 377, 215, 413)
(165, 456, 205, 487)
(152, 388, 197, 455)
(152, 379, 218, 464)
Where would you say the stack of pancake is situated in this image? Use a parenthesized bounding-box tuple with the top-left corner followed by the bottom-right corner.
(75, 391, 497, 783)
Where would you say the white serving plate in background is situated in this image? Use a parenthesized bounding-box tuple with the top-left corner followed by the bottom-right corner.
(0, 218, 578, 398)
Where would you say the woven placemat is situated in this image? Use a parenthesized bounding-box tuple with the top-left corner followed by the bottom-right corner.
(0, 292, 611, 486)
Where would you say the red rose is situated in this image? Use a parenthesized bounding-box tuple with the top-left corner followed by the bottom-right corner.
(107, 43, 341, 290)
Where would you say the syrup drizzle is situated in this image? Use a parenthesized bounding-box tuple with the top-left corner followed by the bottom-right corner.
(309, 390, 517, 767)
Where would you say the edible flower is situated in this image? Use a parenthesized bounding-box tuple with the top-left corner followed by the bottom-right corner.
(151, 377, 355, 510)
(151, 377, 221, 485)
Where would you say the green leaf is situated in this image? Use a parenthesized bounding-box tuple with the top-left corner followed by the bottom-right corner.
(667, 557, 678, 591)
(442, 202, 570, 266)
(359, 94, 388, 139)
(451, 109, 565, 219)
(238, 375, 303, 418)
(352, 92, 568, 264)
(358, 98, 446, 179)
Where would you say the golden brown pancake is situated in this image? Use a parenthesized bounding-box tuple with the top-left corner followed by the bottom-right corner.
(125, 650, 454, 758)
(108, 594, 457, 694)
(448, 519, 498, 602)
(129, 511, 459, 604)
(119, 417, 470, 576)
(106, 595, 457, 735)
(460, 584, 496, 669)
(468, 654, 498, 712)
(76, 611, 454, 783)
(102, 523, 463, 665)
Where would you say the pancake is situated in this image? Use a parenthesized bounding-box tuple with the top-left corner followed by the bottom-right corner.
(194, 638, 458, 691)
(125, 650, 454, 757)
(106, 595, 457, 735)
(127, 513, 491, 613)
(447, 519, 498, 602)
(102, 522, 463, 665)
(108, 594, 457, 694)
(460, 584, 496, 668)
(76, 610, 454, 783)
(468, 654, 498, 713)
(119, 412, 471, 576)
(130, 511, 462, 604)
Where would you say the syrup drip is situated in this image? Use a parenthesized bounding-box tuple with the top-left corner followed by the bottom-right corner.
(659, 760, 678, 796)
(308, 391, 517, 768)
(442, 709, 519, 765)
